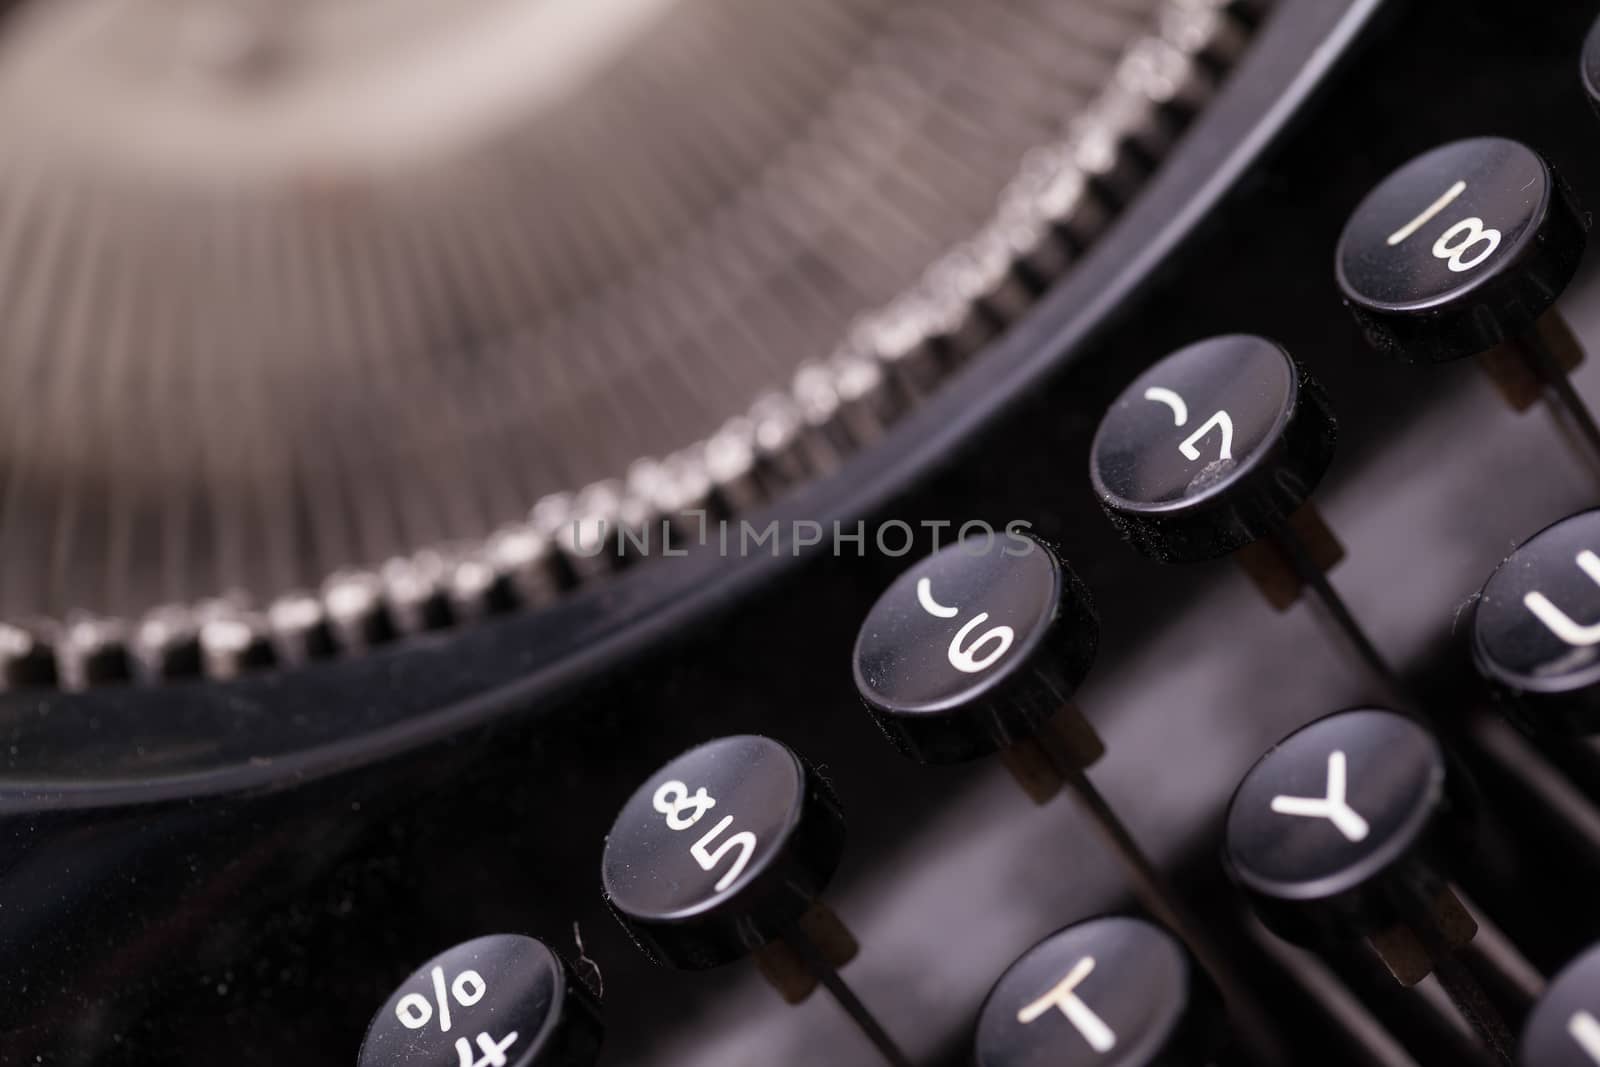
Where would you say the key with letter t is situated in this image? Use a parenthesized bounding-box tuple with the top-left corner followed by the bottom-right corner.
(976, 917, 1224, 1067)
(1016, 956, 1116, 1053)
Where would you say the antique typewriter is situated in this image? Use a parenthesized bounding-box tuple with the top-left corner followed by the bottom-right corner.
(11, 0, 1600, 1064)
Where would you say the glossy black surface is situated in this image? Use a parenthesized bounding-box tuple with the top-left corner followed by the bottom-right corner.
(0, 0, 1389, 817)
(601, 735, 845, 970)
(1521, 942, 1600, 1067)
(853, 534, 1097, 763)
(1089, 335, 1336, 563)
(358, 935, 602, 1067)
(1093, 335, 1296, 509)
(1336, 138, 1588, 362)
(1225, 709, 1462, 945)
(1474, 509, 1600, 736)
(974, 917, 1221, 1067)
(35, 2, 1600, 1065)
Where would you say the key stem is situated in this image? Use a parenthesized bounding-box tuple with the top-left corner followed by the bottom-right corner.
(782, 926, 913, 1067)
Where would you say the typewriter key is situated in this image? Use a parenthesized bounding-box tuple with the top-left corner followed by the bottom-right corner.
(1474, 509, 1600, 737)
(1521, 942, 1600, 1067)
(1226, 710, 1468, 976)
(1089, 335, 1390, 683)
(1336, 138, 1598, 454)
(852, 531, 1100, 775)
(358, 935, 602, 1067)
(1090, 334, 1337, 576)
(1226, 709, 1515, 1059)
(852, 534, 1278, 1056)
(602, 735, 911, 1067)
(975, 917, 1224, 1067)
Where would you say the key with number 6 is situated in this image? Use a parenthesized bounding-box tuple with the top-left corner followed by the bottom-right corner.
(853, 533, 1284, 1060)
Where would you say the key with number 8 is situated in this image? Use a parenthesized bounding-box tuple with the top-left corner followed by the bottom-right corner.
(1336, 137, 1600, 457)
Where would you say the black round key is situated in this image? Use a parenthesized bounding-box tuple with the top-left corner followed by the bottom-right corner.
(358, 935, 601, 1067)
(1474, 509, 1600, 737)
(1521, 942, 1600, 1066)
(853, 534, 1250, 1035)
(852, 532, 1098, 763)
(1224, 709, 1471, 950)
(1336, 138, 1587, 363)
(1088, 335, 1336, 563)
(602, 734, 845, 970)
(975, 917, 1224, 1067)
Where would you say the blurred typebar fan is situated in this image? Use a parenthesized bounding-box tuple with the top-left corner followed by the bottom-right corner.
(0, 0, 1261, 688)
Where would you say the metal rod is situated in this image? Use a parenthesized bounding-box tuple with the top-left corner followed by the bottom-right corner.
(1036, 730, 1289, 1066)
(1271, 521, 1402, 695)
(1055, 760, 1202, 945)
(1456, 887, 1547, 1009)
(1244, 926, 1424, 1067)
(1429, 952, 1516, 1067)
(1472, 715, 1600, 851)
(782, 926, 913, 1067)
(1518, 324, 1600, 460)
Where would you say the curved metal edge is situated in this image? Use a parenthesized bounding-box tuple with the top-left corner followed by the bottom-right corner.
(0, 0, 1392, 814)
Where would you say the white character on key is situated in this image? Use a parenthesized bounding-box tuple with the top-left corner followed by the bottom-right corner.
(916, 578, 959, 619)
(456, 1031, 519, 1067)
(1016, 955, 1117, 1053)
(1569, 1010, 1600, 1064)
(1269, 750, 1370, 843)
(1141, 386, 1234, 463)
(1524, 550, 1600, 647)
(916, 577, 1015, 674)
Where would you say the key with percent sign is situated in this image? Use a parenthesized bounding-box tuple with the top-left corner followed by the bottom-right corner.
(358, 934, 603, 1067)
